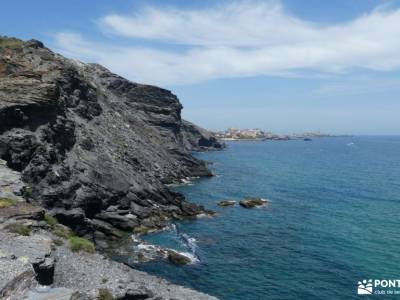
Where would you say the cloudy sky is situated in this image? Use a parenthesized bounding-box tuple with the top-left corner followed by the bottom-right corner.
(2, 0, 400, 134)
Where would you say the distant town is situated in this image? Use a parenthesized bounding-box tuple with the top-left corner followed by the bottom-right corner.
(214, 128, 344, 141)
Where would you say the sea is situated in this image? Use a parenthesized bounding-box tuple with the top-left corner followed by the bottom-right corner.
(132, 136, 400, 299)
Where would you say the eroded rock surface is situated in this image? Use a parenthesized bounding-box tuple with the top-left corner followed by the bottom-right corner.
(181, 120, 224, 151)
(0, 37, 221, 245)
(0, 36, 221, 300)
(0, 229, 218, 300)
(0, 231, 53, 299)
(0, 159, 25, 201)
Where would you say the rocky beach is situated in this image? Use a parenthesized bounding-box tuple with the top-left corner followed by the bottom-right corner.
(0, 36, 223, 299)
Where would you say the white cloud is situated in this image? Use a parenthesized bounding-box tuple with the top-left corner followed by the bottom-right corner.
(55, 1, 400, 85)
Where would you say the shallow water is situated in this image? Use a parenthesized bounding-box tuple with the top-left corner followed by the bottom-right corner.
(134, 137, 400, 299)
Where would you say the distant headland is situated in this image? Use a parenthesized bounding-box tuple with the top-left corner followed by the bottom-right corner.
(214, 128, 350, 141)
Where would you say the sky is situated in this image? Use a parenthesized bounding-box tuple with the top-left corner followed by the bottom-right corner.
(1, 0, 400, 134)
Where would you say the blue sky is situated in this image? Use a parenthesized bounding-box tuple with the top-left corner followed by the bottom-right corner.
(2, 0, 400, 134)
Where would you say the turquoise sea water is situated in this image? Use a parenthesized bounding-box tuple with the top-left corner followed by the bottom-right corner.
(136, 137, 400, 299)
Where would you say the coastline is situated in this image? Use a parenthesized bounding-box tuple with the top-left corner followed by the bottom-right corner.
(0, 37, 221, 299)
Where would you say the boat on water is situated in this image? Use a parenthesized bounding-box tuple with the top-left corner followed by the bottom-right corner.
(303, 137, 312, 141)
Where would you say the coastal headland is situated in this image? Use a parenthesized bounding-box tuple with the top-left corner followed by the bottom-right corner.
(0, 36, 222, 299)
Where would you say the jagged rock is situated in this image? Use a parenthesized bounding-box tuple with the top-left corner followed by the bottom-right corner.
(32, 257, 55, 286)
(0, 38, 222, 238)
(0, 159, 25, 201)
(167, 250, 192, 265)
(95, 211, 139, 231)
(0, 201, 44, 224)
(218, 200, 236, 207)
(0, 36, 220, 300)
(239, 198, 268, 208)
(181, 120, 225, 151)
(0, 231, 54, 299)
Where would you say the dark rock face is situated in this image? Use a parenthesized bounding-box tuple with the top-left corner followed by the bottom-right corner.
(181, 120, 225, 151)
(0, 38, 221, 244)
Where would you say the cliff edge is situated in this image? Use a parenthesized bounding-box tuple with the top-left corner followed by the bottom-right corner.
(0, 36, 223, 299)
(0, 36, 222, 245)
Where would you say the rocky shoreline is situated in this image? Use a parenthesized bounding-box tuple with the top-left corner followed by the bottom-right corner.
(0, 36, 222, 299)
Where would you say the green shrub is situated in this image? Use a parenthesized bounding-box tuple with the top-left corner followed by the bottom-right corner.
(44, 214, 58, 227)
(68, 236, 95, 253)
(98, 288, 114, 300)
(6, 224, 31, 236)
(0, 198, 16, 208)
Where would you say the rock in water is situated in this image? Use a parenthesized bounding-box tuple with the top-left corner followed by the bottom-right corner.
(218, 200, 236, 207)
(239, 198, 268, 208)
(0, 37, 222, 244)
(167, 250, 192, 265)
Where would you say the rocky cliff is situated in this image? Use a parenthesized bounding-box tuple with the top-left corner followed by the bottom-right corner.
(0, 37, 222, 246)
(181, 120, 224, 151)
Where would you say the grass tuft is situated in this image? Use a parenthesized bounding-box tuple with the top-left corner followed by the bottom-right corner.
(0, 198, 17, 208)
(68, 236, 95, 253)
(44, 214, 58, 227)
(6, 224, 31, 236)
(53, 224, 73, 239)
(98, 288, 114, 300)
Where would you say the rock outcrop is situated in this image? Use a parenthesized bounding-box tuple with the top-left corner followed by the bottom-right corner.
(181, 120, 224, 151)
(239, 198, 268, 208)
(0, 206, 217, 299)
(217, 200, 236, 207)
(0, 37, 222, 246)
(0, 36, 222, 299)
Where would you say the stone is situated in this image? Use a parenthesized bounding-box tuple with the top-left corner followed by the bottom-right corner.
(0, 159, 25, 201)
(95, 212, 139, 231)
(167, 250, 192, 265)
(25, 287, 76, 300)
(218, 200, 236, 207)
(0, 231, 54, 298)
(239, 198, 268, 208)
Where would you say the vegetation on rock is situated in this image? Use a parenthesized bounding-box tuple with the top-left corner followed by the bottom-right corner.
(44, 214, 58, 227)
(0, 36, 23, 49)
(0, 198, 16, 208)
(68, 236, 95, 253)
(54, 225, 73, 239)
(5, 223, 31, 236)
(98, 288, 114, 300)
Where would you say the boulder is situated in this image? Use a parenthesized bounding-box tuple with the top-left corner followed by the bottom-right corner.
(218, 200, 236, 207)
(167, 250, 192, 265)
(239, 198, 268, 208)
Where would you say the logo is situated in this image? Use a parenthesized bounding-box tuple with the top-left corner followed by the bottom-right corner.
(358, 279, 373, 295)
